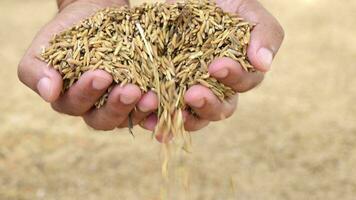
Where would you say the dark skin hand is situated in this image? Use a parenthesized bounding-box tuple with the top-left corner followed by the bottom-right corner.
(18, 0, 284, 142)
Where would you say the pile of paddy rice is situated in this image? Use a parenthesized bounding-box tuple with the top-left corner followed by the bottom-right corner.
(41, 0, 253, 142)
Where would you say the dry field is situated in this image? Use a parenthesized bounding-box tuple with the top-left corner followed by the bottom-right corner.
(0, 0, 356, 199)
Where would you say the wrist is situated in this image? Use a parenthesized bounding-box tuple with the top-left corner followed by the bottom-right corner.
(57, 0, 78, 10)
(57, 0, 129, 11)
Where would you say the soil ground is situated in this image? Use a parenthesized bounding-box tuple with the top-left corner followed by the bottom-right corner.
(0, 0, 356, 199)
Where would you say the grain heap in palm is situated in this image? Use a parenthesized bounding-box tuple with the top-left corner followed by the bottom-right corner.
(41, 0, 253, 141)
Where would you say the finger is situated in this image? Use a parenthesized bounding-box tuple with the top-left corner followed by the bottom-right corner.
(182, 110, 210, 132)
(52, 70, 112, 116)
(18, 57, 63, 102)
(209, 57, 264, 92)
(216, 0, 285, 72)
(83, 84, 141, 130)
(117, 91, 158, 128)
(184, 85, 238, 121)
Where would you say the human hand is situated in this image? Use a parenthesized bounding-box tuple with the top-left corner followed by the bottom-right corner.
(18, 0, 159, 131)
(140, 0, 285, 137)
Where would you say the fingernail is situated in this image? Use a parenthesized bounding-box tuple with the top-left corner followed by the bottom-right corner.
(92, 77, 111, 90)
(257, 48, 273, 70)
(190, 98, 205, 108)
(213, 68, 229, 78)
(138, 103, 151, 113)
(37, 77, 52, 102)
(120, 94, 137, 105)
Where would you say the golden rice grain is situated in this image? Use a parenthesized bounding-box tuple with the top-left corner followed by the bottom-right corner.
(41, 0, 254, 144)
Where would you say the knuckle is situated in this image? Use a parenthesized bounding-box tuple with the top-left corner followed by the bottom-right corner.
(251, 74, 265, 89)
(273, 20, 285, 42)
(109, 106, 130, 118)
(209, 112, 225, 121)
(117, 121, 130, 128)
(51, 103, 65, 114)
(17, 58, 28, 85)
(223, 110, 234, 120)
(116, 114, 138, 129)
(223, 103, 237, 119)
(200, 102, 226, 121)
(51, 102, 84, 116)
(75, 91, 96, 103)
(234, 73, 264, 93)
(106, 103, 134, 120)
(234, 81, 252, 93)
(185, 120, 209, 132)
(131, 118, 142, 126)
(277, 26, 285, 41)
(83, 117, 115, 131)
(108, 111, 125, 120)
(116, 116, 141, 128)
(196, 108, 217, 121)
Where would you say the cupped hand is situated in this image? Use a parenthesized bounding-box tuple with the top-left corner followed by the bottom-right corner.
(18, 0, 159, 131)
(18, 0, 284, 140)
(140, 0, 285, 138)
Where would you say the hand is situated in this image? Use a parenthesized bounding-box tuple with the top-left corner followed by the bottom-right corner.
(18, 0, 159, 131)
(140, 0, 285, 138)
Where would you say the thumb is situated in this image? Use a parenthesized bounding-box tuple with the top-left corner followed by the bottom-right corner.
(220, 0, 285, 72)
(18, 0, 127, 102)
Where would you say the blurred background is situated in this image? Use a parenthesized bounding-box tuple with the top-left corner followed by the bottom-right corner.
(1, 0, 356, 199)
